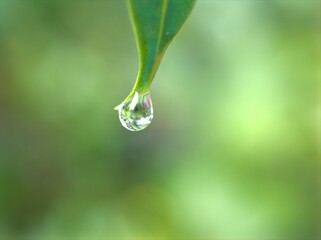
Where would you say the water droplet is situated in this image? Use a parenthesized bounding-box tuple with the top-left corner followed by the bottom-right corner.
(115, 92, 153, 131)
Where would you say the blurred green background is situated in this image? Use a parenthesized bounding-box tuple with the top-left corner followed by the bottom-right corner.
(0, 0, 320, 239)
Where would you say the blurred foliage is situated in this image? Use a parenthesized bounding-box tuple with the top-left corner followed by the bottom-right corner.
(0, 0, 320, 239)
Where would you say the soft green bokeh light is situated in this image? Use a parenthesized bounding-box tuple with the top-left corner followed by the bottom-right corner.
(0, 0, 319, 239)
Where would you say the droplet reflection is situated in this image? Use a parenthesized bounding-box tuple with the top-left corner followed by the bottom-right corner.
(116, 92, 153, 131)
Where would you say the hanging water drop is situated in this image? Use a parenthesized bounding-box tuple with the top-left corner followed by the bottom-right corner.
(115, 92, 153, 131)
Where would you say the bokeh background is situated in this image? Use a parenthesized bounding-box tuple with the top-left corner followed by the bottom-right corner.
(0, 0, 320, 239)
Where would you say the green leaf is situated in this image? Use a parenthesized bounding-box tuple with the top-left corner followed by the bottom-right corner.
(120, 0, 196, 102)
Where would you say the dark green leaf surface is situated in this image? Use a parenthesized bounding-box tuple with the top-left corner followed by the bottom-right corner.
(124, 0, 196, 100)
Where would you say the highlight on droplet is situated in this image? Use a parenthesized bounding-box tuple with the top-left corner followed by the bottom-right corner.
(115, 92, 153, 131)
